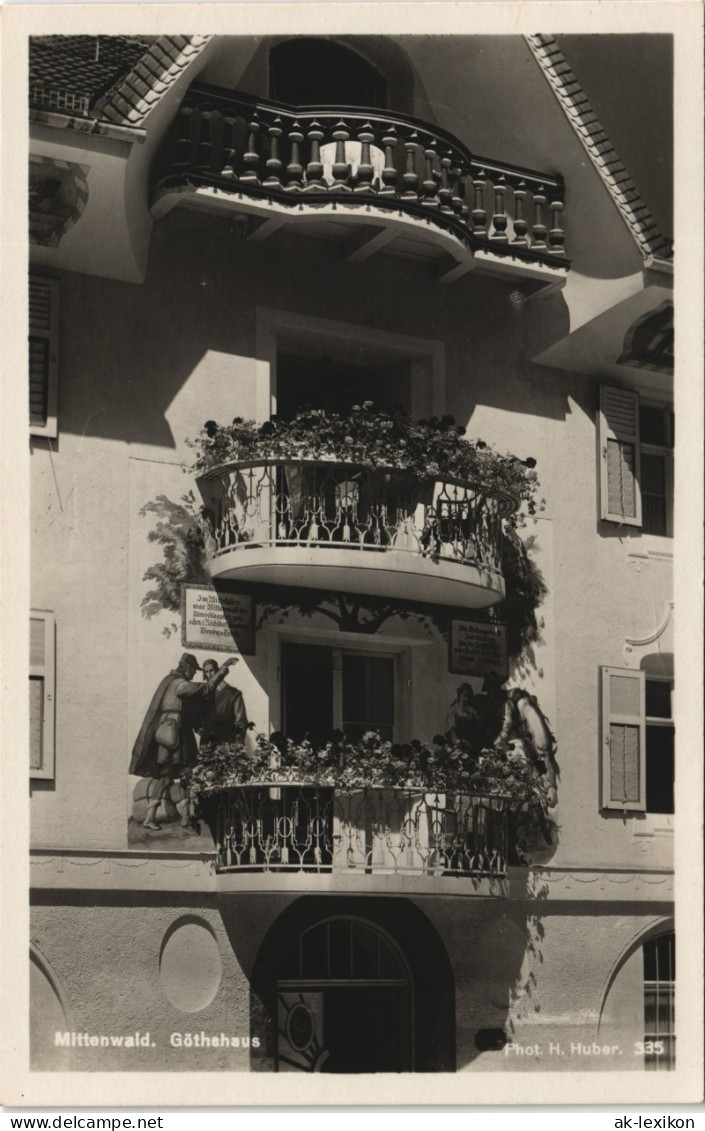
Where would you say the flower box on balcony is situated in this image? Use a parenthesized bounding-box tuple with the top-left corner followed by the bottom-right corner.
(191, 406, 538, 608)
(190, 731, 552, 878)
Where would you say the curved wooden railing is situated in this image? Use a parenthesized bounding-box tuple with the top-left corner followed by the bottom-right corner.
(199, 782, 509, 878)
(153, 83, 568, 265)
(197, 459, 516, 578)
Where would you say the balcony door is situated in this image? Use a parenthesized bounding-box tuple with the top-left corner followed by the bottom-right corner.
(281, 642, 395, 747)
(276, 352, 410, 422)
(276, 917, 412, 1073)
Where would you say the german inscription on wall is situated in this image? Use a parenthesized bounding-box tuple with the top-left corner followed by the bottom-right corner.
(449, 619, 507, 678)
(181, 585, 255, 654)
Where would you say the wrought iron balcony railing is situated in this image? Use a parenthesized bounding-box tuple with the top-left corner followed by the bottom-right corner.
(197, 459, 513, 605)
(153, 84, 568, 270)
(200, 782, 509, 879)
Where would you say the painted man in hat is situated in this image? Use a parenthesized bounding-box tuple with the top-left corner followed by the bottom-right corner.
(130, 652, 238, 830)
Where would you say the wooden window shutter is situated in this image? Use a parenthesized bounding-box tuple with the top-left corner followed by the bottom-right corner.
(601, 666, 645, 810)
(599, 385, 642, 526)
(29, 276, 59, 438)
(30, 611, 55, 779)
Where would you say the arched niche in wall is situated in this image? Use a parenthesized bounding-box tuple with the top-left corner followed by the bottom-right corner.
(269, 37, 388, 108)
(598, 919, 675, 1070)
(30, 945, 73, 1070)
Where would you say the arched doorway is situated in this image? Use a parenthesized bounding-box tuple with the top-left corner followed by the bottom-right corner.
(276, 917, 411, 1072)
(246, 896, 455, 1072)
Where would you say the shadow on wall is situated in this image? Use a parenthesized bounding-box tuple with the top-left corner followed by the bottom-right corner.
(218, 889, 554, 1074)
(221, 895, 456, 1073)
(43, 205, 576, 453)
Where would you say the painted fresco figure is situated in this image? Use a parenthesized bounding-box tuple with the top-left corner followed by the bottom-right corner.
(475, 672, 559, 809)
(200, 657, 250, 743)
(130, 651, 238, 830)
(444, 683, 482, 751)
(505, 688, 559, 808)
(474, 672, 514, 751)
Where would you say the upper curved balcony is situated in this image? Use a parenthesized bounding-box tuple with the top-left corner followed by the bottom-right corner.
(152, 83, 569, 290)
(197, 458, 514, 608)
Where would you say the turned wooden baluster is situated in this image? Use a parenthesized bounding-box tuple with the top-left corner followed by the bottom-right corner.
(531, 186, 547, 250)
(471, 169, 488, 237)
(196, 106, 213, 171)
(512, 180, 529, 246)
(490, 176, 508, 242)
(438, 149, 454, 213)
(304, 120, 324, 191)
(173, 103, 195, 168)
(354, 121, 375, 194)
(548, 193, 565, 256)
(241, 113, 261, 184)
(401, 132, 420, 200)
(421, 138, 439, 208)
(284, 119, 304, 191)
(379, 125, 398, 196)
(263, 117, 283, 188)
(331, 120, 352, 192)
(450, 160, 464, 215)
(220, 108, 238, 179)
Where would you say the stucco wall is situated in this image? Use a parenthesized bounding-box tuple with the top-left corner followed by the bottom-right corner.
(30, 208, 672, 873)
(30, 895, 671, 1072)
(30, 900, 251, 1071)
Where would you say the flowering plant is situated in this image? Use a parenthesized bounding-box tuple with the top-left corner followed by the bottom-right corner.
(190, 730, 550, 809)
(188, 402, 541, 522)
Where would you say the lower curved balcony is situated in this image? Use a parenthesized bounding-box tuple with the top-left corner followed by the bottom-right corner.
(200, 782, 508, 895)
(197, 460, 512, 608)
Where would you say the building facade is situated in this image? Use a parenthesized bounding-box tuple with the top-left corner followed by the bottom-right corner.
(26, 31, 679, 1078)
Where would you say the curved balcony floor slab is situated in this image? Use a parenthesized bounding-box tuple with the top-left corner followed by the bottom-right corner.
(208, 543, 505, 608)
(214, 871, 509, 897)
(152, 185, 568, 292)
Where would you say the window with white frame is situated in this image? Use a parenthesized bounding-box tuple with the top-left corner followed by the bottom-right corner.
(30, 611, 56, 779)
(29, 275, 59, 438)
(642, 932, 676, 1070)
(598, 385, 673, 537)
(600, 667, 674, 814)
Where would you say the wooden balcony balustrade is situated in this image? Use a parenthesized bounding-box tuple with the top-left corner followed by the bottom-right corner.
(197, 459, 514, 605)
(200, 782, 509, 879)
(153, 84, 568, 268)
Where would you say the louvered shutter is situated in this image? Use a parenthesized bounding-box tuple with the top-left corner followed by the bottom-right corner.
(599, 385, 642, 526)
(30, 612, 55, 779)
(601, 667, 645, 810)
(29, 277, 59, 438)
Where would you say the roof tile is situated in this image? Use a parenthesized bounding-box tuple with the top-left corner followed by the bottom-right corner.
(526, 32, 672, 259)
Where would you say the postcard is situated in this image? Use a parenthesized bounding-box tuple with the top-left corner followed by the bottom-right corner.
(1, 0, 703, 1109)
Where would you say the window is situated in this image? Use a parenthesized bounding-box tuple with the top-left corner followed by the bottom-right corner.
(276, 352, 410, 421)
(598, 385, 673, 536)
(640, 404, 674, 537)
(281, 642, 396, 746)
(600, 667, 674, 813)
(30, 611, 55, 780)
(643, 932, 676, 1070)
(644, 677, 674, 814)
(29, 275, 59, 438)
